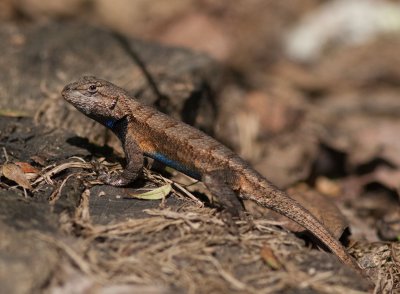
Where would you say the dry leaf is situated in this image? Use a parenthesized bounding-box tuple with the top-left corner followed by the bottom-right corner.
(371, 167, 400, 193)
(127, 184, 172, 200)
(30, 155, 47, 166)
(14, 162, 40, 181)
(315, 177, 341, 198)
(2, 163, 33, 190)
(377, 210, 400, 241)
(286, 187, 348, 239)
(15, 162, 39, 174)
(260, 245, 282, 270)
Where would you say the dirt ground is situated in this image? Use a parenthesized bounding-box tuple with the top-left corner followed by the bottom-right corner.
(0, 1, 399, 293)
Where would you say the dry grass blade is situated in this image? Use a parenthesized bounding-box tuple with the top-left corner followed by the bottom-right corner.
(49, 172, 83, 204)
(56, 203, 372, 293)
(0, 109, 30, 117)
(171, 181, 204, 207)
(143, 168, 204, 207)
(33, 160, 93, 186)
(79, 215, 184, 238)
(193, 255, 252, 291)
(144, 208, 224, 227)
(35, 233, 101, 280)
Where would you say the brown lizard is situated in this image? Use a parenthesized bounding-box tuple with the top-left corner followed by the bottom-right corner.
(62, 76, 360, 270)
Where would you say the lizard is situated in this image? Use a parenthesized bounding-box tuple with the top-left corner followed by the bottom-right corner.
(62, 76, 360, 270)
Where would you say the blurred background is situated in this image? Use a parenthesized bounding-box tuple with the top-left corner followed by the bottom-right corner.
(1, 0, 399, 291)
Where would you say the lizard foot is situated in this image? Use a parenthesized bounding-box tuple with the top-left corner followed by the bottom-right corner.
(98, 172, 132, 187)
(203, 171, 245, 218)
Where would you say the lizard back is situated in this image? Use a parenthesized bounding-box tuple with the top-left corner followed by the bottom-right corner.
(122, 97, 248, 179)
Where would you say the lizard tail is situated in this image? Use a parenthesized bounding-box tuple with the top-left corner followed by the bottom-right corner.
(246, 184, 360, 270)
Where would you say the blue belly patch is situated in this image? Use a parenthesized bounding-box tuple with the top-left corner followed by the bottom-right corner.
(105, 119, 116, 129)
(148, 152, 201, 180)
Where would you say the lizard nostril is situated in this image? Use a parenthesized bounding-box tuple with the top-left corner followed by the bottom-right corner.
(61, 84, 71, 96)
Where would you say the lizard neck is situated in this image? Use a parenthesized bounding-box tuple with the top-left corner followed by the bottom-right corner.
(107, 115, 129, 142)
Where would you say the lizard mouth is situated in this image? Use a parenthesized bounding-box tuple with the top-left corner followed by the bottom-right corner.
(61, 88, 89, 113)
(61, 87, 83, 104)
(62, 81, 75, 95)
(61, 84, 74, 101)
(61, 84, 71, 94)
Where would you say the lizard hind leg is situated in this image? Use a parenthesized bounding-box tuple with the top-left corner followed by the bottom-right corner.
(202, 169, 245, 218)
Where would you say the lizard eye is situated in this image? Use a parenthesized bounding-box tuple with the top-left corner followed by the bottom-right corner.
(88, 84, 97, 94)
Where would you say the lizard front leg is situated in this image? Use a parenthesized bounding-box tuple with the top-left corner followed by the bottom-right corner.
(100, 136, 144, 186)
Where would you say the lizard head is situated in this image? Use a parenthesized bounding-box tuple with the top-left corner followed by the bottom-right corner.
(62, 76, 127, 127)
